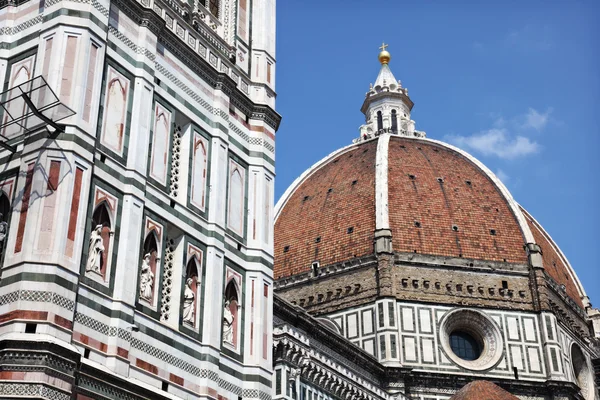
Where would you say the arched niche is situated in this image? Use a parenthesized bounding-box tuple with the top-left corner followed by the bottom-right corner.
(571, 343, 594, 400)
(182, 256, 200, 327)
(139, 230, 159, 304)
(87, 202, 113, 279)
(0, 193, 10, 223)
(0, 193, 11, 258)
(223, 279, 240, 349)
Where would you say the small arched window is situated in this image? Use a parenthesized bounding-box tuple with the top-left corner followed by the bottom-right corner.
(376, 111, 383, 132)
(207, 0, 219, 17)
(391, 110, 398, 134)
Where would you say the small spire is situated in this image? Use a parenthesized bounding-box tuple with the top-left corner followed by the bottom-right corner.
(378, 42, 391, 65)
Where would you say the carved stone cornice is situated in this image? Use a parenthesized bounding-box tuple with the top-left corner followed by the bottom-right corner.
(544, 272, 587, 319)
(360, 91, 414, 115)
(76, 362, 171, 400)
(114, 0, 282, 131)
(251, 104, 282, 131)
(111, 0, 164, 35)
(274, 254, 378, 290)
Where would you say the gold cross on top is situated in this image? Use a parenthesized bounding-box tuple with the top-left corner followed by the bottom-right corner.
(379, 42, 389, 52)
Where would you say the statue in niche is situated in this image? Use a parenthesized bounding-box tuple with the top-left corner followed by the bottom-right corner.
(139, 253, 154, 300)
(222, 300, 234, 345)
(0, 214, 8, 242)
(182, 277, 196, 325)
(86, 225, 104, 274)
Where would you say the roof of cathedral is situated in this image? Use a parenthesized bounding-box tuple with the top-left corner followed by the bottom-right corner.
(273, 46, 587, 309)
(449, 381, 519, 400)
(374, 64, 398, 90)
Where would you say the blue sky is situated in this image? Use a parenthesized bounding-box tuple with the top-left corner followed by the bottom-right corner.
(274, 1, 600, 304)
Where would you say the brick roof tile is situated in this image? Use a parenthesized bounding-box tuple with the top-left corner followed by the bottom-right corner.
(450, 381, 519, 400)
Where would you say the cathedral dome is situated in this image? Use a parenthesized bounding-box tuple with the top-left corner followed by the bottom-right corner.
(274, 124, 586, 310)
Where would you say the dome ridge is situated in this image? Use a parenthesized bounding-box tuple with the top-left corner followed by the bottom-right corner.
(520, 206, 587, 306)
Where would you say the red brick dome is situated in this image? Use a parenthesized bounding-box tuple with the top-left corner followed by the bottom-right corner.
(274, 135, 586, 308)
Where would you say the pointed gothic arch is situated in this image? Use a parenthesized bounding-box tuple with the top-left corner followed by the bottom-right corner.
(88, 202, 113, 279)
(140, 229, 159, 304)
(182, 256, 200, 327)
(191, 135, 208, 210)
(150, 104, 172, 184)
(0, 193, 10, 223)
(227, 163, 245, 235)
(102, 77, 127, 153)
(0, 192, 11, 259)
(3, 57, 34, 138)
(224, 278, 240, 349)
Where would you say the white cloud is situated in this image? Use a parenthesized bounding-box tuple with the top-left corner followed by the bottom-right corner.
(505, 25, 553, 51)
(495, 169, 509, 183)
(447, 128, 540, 160)
(522, 107, 552, 131)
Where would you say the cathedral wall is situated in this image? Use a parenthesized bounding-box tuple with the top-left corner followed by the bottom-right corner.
(326, 301, 599, 399)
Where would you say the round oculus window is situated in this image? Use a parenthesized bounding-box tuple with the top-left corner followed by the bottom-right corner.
(449, 331, 481, 361)
(439, 309, 504, 371)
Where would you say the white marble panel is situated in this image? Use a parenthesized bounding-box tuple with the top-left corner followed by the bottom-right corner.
(506, 316, 520, 341)
(421, 338, 435, 363)
(510, 345, 524, 370)
(362, 309, 373, 335)
(403, 336, 417, 362)
(523, 317, 536, 342)
(419, 308, 432, 333)
(401, 307, 414, 332)
(347, 313, 358, 338)
(363, 339, 374, 356)
(528, 347, 541, 373)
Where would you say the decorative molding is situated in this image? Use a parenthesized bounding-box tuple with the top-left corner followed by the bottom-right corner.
(0, 290, 75, 311)
(0, 383, 70, 400)
(438, 308, 504, 371)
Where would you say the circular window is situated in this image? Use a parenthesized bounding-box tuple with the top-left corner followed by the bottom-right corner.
(439, 309, 504, 371)
(449, 331, 482, 361)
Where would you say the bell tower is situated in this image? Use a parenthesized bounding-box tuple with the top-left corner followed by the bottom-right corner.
(357, 44, 425, 142)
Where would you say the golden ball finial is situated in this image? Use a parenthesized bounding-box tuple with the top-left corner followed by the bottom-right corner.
(378, 42, 391, 64)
